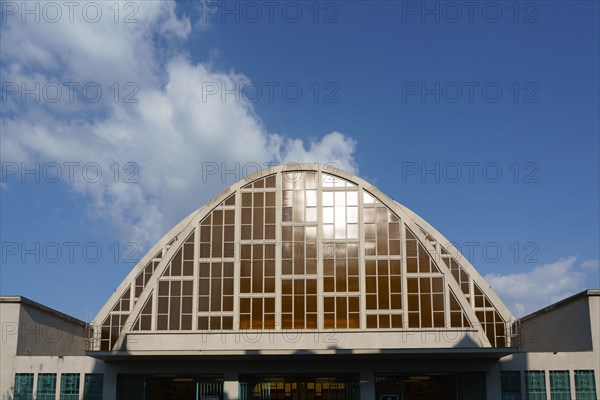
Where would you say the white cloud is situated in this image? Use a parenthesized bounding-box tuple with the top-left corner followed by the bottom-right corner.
(1, 1, 358, 247)
(484, 257, 589, 317)
(581, 259, 600, 270)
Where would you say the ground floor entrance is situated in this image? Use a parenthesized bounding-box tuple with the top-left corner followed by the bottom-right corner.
(239, 375, 359, 400)
(375, 372, 486, 400)
(116, 372, 486, 400)
(117, 375, 224, 400)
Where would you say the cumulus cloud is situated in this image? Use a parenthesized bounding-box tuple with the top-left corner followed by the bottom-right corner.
(484, 257, 590, 317)
(1, 1, 358, 247)
(581, 259, 600, 270)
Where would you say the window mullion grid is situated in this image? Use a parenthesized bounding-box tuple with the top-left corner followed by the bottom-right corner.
(316, 169, 324, 331)
(275, 172, 282, 330)
(401, 221, 409, 329)
(192, 222, 200, 330)
(358, 186, 366, 329)
(233, 188, 241, 330)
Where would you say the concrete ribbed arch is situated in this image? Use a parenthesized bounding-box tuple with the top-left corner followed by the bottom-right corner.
(91, 163, 513, 351)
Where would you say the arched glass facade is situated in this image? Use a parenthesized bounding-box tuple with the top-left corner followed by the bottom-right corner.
(92, 166, 512, 351)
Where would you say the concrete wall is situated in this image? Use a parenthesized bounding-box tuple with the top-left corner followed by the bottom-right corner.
(16, 302, 87, 356)
(520, 295, 592, 352)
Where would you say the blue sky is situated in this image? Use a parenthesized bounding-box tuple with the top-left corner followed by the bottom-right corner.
(1, 1, 598, 320)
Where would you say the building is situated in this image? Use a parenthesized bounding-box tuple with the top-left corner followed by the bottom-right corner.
(1, 164, 598, 399)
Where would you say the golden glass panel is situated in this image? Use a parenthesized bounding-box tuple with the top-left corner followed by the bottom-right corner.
(224, 194, 235, 205)
(265, 207, 275, 224)
(391, 314, 402, 328)
(158, 297, 169, 314)
(223, 316, 233, 329)
(324, 297, 334, 312)
(420, 278, 430, 293)
(420, 296, 432, 328)
(240, 278, 251, 293)
(390, 277, 401, 293)
(324, 314, 335, 329)
(265, 298, 275, 313)
(348, 297, 359, 313)
(348, 313, 360, 328)
(181, 315, 192, 330)
(223, 296, 233, 312)
(432, 277, 443, 293)
(408, 312, 419, 328)
(408, 294, 419, 311)
(198, 317, 209, 330)
(406, 240, 417, 257)
(212, 210, 223, 225)
(336, 297, 347, 326)
(182, 281, 193, 296)
(265, 175, 276, 188)
(264, 313, 275, 330)
(367, 314, 377, 328)
(379, 315, 390, 329)
(407, 278, 418, 293)
(239, 314, 250, 330)
(253, 192, 263, 207)
(365, 260, 376, 276)
(433, 312, 444, 327)
(391, 294, 402, 309)
(366, 277, 377, 293)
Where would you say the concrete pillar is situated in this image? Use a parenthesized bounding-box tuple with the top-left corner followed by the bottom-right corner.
(486, 361, 502, 399)
(103, 365, 118, 400)
(223, 371, 238, 400)
(360, 370, 375, 399)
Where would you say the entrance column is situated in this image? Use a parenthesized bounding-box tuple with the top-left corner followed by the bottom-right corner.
(360, 370, 375, 399)
(224, 372, 238, 400)
(486, 361, 502, 399)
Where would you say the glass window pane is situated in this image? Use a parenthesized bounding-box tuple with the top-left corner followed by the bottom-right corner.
(60, 374, 80, 400)
(14, 374, 34, 400)
(83, 374, 103, 400)
(502, 371, 521, 400)
(575, 370, 597, 399)
(526, 371, 547, 400)
(550, 371, 570, 400)
(37, 374, 57, 400)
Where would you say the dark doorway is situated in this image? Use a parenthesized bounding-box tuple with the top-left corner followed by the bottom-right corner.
(147, 376, 196, 400)
(376, 372, 486, 400)
(117, 375, 223, 400)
